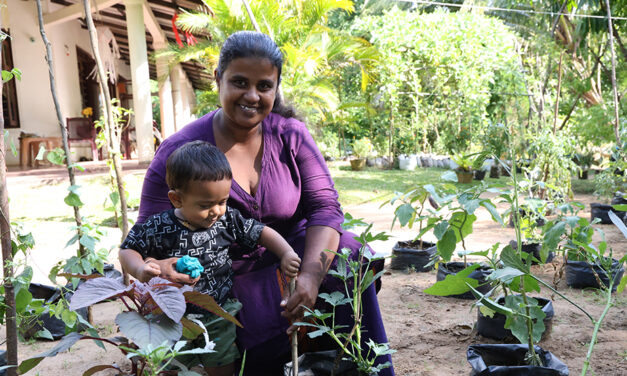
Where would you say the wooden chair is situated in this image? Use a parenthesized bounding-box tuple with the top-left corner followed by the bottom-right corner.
(67, 117, 100, 161)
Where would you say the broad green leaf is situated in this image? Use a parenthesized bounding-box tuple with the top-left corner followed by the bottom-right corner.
(35, 329, 54, 341)
(64, 192, 84, 207)
(423, 266, 481, 296)
(115, 312, 182, 349)
(394, 203, 414, 227)
(500, 245, 528, 272)
(46, 148, 66, 165)
(612, 204, 627, 212)
(437, 229, 457, 262)
(509, 275, 541, 293)
(433, 221, 449, 240)
(489, 266, 524, 283)
(481, 201, 503, 226)
(15, 288, 33, 313)
(543, 221, 566, 253)
(503, 296, 546, 344)
(449, 212, 476, 241)
(79, 234, 96, 252)
(11, 68, 22, 80)
(181, 317, 205, 339)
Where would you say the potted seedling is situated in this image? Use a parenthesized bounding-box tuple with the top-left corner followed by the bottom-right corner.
(464, 157, 568, 374)
(591, 143, 627, 223)
(350, 137, 373, 171)
(508, 200, 555, 265)
(542, 202, 625, 292)
(451, 152, 478, 183)
(573, 151, 595, 180)
(387, 184, 439, 272)
(290, 218, 394, 375)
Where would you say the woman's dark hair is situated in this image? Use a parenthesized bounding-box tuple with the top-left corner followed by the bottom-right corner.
(166, 141, 232, 191)
(216, 31, 297, 119)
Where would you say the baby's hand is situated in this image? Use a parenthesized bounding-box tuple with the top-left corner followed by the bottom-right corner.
(139, 260, 161, 282)
(281, 251, 301, 279)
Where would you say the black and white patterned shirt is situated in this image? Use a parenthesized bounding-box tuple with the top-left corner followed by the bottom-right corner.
(121, 207, 265, 306)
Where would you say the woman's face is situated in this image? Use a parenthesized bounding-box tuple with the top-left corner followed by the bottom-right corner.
(216, 57, 279, 130)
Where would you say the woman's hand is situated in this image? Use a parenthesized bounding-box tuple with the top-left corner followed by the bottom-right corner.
(149, 257, 200, 285)
(281, 272, 319, 334)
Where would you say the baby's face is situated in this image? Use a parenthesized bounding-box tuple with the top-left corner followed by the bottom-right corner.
(177, 178, 231, 229)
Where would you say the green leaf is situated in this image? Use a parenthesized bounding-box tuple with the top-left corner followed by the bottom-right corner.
(489, 266, 524, 283)
(433, 221, 449, 240)
(46, 148, 66, 165)
(500, 245, 528, 272)
(394, 203, 415, 227)
(319, 291, 351, 307)
(468, 285, 514, 316)
(481, 201, 503, 226)
(437, 229, 457, 262)
(2, 70, 12, 82)
(617, 274, 627, 294)
(612, 204, 627, 212)
(15, 288, 33, 313)
(543, 222, 566, 254)
(503, 296, 546, 344)
(35, 328, 54, 341)
(64, 192, 84, 207)
(424, 264, 481, 296)
(79, 234, 96, 252)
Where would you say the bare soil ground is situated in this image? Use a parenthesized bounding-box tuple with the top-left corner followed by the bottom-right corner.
(4, 187, 627, 375)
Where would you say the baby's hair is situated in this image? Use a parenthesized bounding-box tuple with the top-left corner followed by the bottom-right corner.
(166, 141, 232, 191)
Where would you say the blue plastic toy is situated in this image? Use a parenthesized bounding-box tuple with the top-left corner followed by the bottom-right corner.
(176, 255, 204, 278)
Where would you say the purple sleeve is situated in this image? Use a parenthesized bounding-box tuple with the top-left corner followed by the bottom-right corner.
(292, 122, 344, 233)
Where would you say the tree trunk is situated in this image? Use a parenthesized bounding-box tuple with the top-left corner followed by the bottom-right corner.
(35, 0, 85, 250)
(81, 0, 129, 241)
(35, 0, 93, 321)
(0, 28, 18, 376)
(604, 0, 621, 143)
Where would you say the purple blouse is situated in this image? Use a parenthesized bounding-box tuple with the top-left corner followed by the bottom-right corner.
(137, 110, 347, 347)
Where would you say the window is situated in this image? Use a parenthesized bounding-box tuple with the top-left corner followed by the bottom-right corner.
(2, 30, 20, 128)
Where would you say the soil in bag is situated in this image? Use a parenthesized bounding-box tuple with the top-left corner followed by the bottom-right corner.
(565, 258, 625, 292)
(390, 240, 436, 272)
(467, 344, 569, 376)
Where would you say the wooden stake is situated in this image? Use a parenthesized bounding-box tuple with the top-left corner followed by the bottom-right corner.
(290, 279, 298, 376)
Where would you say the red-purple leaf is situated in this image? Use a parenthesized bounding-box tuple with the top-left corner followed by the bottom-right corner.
(146, 277, 186, 322)
(18, 332, 84, 374)
(115, 311, 182, 349)
(184, 291, 243, 328)
(69, 277, 131, 311)
(82, 364, 120, 376)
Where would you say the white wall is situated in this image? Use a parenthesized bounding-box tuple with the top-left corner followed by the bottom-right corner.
(4, 0, 130, 165)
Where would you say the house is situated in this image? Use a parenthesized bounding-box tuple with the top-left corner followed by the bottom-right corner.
(2, 0, 211, 167)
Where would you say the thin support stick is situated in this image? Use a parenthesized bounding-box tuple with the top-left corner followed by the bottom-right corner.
(289, 279, 298, 376)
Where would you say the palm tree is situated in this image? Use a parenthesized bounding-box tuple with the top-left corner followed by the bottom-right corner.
(158, 0, 379, 126)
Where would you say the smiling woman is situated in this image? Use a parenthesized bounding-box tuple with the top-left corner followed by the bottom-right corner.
(135, 31, 394, 375)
